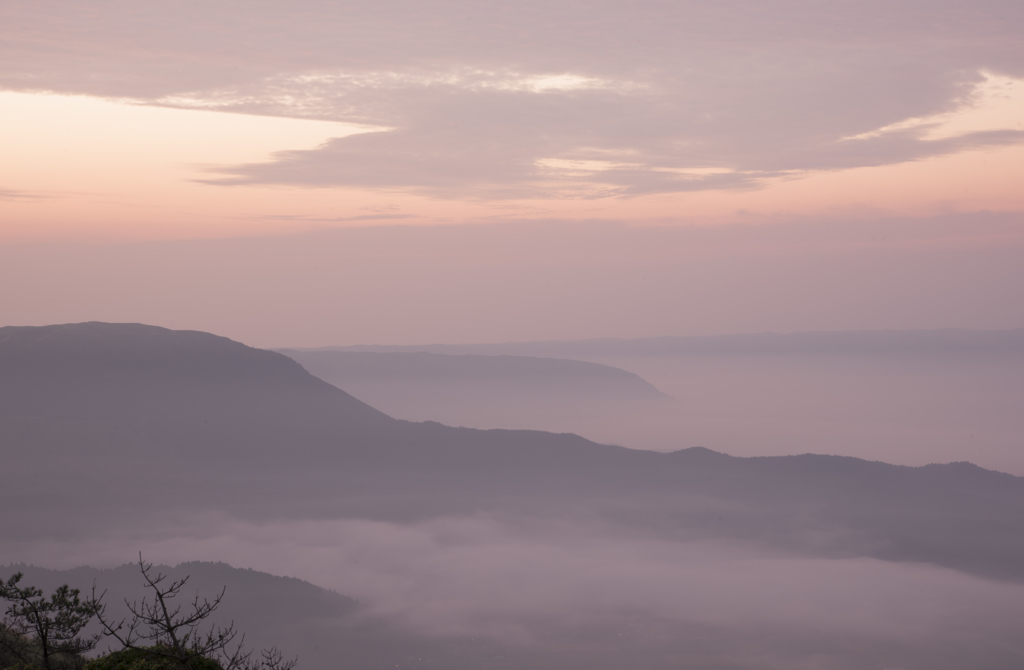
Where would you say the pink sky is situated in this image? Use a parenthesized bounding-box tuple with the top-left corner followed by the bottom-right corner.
(2, 0, 1023, 343)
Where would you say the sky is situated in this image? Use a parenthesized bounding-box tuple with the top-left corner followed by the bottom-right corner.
(2, 0, 1024, 344)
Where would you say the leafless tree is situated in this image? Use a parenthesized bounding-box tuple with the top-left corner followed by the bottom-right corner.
(90, 555, 294, 670)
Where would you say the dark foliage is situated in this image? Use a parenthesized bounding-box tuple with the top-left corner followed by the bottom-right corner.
(0, 574, 100, 670)
(85, 646, 221, 670)
(0, 626, 31, 670)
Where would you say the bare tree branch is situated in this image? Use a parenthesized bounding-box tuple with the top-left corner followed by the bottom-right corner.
(89, 555, 295, 670)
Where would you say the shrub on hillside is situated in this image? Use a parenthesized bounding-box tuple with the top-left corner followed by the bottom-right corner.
(86, 647, 222, 670)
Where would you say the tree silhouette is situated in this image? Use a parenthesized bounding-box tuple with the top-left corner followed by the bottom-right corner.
(0, 573, 101, 670)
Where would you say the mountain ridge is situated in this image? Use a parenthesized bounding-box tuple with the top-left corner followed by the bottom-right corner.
(300, 327, 1024, 358)
(275, 349, 668, 398)
(3, 322, 1024, 583)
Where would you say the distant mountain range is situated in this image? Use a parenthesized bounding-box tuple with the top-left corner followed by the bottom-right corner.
(274, 350, 667, 399)
(310, 327, 1024, 359)
(3, 322, 1024, 584)
(272, 349, 668, 428)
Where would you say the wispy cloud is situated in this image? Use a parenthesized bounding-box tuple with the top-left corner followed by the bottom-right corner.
(255, 213, 422, 222)
(0, 188, 48, 200)
(844, 72, 1024, 142)
(3, 1, 1024, 200)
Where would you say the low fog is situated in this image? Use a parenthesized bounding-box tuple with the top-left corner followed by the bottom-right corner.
(4, 324, 1024, 669)
(7, 514, 1024, 669)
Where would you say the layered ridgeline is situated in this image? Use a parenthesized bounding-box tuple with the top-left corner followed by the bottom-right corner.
(291, 329, 1024, 462)
(3, 323, 1024, 582)
(274, 349, 668, 427)
(318, 328, 1024, 358)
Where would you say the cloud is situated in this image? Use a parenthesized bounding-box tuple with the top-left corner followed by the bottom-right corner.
(4, 1, 1024, 200)
(255, 213, 422, 222)
(0, 188, 47, 200)
(844, 72, 1024, 142)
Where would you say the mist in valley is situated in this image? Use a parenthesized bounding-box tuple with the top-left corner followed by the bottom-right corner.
(4, 323, 1024, 669)
(8, 512, 1024, 670)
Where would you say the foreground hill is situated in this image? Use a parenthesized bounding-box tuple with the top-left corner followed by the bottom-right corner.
(3, 322, 1024, 583)
(0, 322, 389, 424)
(7, 561, 357, 648)
(4, 561, 449, 670)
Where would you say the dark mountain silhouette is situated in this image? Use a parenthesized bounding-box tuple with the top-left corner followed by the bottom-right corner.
(3, 323, 1024, 582)
(0, 322, 390, 424)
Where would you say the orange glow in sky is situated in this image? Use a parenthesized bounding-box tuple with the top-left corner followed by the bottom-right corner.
(3, 76, 1023, 241)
